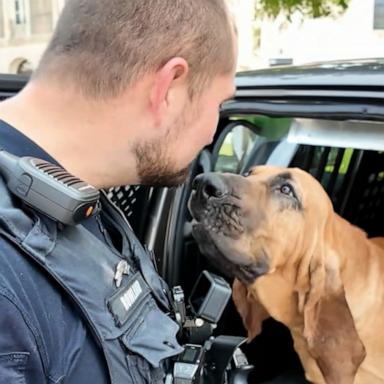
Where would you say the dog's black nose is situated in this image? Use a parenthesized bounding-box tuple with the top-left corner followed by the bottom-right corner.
(192, 173, 229, 199)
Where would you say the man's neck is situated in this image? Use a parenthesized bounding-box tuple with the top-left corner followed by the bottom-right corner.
(0, 81, 141, 188)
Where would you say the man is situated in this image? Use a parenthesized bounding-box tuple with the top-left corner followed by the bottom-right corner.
(0, 0, 237, 383)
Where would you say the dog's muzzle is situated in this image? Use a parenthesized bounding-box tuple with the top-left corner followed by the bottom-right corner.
(189, 173, 269, 285)
(189, 173, 243, 237)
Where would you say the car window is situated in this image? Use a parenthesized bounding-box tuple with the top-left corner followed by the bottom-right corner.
(215, 125, 259, 173)
(214, 116, 292, 173)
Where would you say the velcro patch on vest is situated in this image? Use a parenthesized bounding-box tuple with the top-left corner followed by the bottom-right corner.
(107, 272, 150, 327)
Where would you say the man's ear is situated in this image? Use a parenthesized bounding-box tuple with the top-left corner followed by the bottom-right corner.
(150, 57, 189, 125)
(232, 279, 269, 341)
(296, 230, 366, 384)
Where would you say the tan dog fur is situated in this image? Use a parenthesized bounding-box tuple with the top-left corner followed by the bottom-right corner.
(229, 166, 384, 384)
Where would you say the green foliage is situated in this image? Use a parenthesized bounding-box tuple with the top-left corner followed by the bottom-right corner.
(257, 0, 350, 19)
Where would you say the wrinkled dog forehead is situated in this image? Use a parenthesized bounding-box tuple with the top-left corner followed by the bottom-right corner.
(245, 166, 313, 195)
(246, 166, 298, 183)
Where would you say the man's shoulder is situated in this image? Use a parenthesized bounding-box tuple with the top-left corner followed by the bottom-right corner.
(0, 233, 43, 291)
(0, 233, 94, 378)
(0, 235, 101, 384)
(0, 233, 72, 322)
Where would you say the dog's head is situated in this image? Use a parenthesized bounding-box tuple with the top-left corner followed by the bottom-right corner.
(189, 165, 366, 383)
(189, 165, 331, 285)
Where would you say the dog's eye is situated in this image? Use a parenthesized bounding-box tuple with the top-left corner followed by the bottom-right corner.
(280, 184, 295, 197)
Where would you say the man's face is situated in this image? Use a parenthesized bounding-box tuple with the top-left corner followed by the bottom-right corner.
(136, 73, 236, 187)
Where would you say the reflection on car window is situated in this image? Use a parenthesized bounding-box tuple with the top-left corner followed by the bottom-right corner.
(215, 125, 259, 173)
(214, 116, 292, 174)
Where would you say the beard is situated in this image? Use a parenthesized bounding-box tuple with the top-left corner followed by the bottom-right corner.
(135, 134, 191, 187)
(134, 102, 199, 187)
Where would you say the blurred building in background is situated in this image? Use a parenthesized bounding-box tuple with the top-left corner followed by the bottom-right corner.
(0, 0, 64, 74)
(0, 0, 383, 74)
(230, 0, 384, 69)
(256, 0, 384, 68)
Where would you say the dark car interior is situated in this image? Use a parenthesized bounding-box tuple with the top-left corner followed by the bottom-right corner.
(107, 112, 384, 383)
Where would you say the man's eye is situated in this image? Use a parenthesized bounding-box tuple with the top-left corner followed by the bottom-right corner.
(242, 171, 251, 177)
(280, 184, 295, 197)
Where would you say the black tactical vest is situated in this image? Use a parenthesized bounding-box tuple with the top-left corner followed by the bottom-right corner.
(0, 178, 183, 384)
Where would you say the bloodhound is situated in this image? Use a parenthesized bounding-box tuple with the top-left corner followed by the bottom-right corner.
(189, 166, 384, 384)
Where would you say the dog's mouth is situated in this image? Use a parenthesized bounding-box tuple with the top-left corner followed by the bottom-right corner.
(189, 189, 269, 285)
(189, 189, 244, 238)
(191, 221, 269, 285)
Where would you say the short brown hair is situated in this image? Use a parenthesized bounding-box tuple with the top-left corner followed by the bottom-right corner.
(34, 0, 235, 99)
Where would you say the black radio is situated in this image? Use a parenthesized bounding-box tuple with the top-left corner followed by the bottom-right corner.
(0, 149, 100, 225)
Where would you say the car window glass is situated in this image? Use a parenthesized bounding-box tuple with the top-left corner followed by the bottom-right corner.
(214, 115, 292, 173)
(214, 125, 259, 173)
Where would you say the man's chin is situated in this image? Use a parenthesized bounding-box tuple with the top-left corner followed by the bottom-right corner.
(134, 136, 192, 187)
(139, 166, 190, 187)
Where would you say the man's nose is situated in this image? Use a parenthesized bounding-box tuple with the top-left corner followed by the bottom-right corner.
(192, 173, 229, 200)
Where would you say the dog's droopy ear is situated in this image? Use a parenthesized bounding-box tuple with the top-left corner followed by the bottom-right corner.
(300, 251, 366, 384)
(232, 279, 269, 341)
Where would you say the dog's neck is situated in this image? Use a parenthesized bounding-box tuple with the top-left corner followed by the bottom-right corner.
(331, 214, 384, 322)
